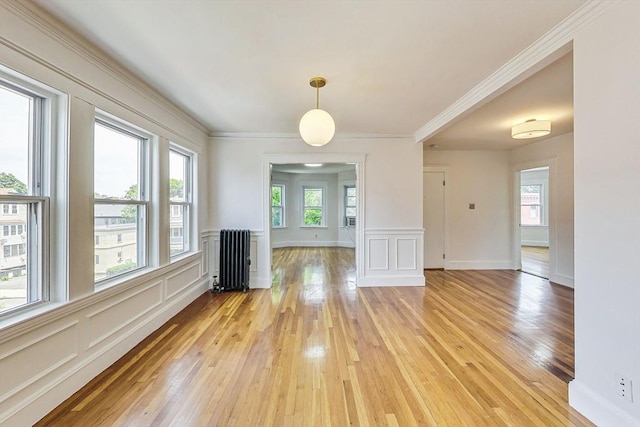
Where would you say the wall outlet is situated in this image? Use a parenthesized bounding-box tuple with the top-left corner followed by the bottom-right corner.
(615, 373, 633, 402)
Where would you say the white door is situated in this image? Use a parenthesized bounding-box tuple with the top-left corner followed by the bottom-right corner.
(424, 171, 445, 268)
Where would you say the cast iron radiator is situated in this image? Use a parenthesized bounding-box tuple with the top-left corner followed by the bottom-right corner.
(214, 229, 251, 293)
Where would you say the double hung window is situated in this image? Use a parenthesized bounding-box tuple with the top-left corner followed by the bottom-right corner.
(302, 185, 325, 227)
(169, 147, 193, 257)
(0, 79, 51, 314)
(94, 117, 149, 282)
(271, 184, 285, 228)
(520, 184, 544, 226)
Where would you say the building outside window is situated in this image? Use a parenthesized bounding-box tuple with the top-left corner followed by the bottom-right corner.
(520, 184, 544, 226)
(0, 76, 56, 315)
(94, 117, 150, 283)
(169, 146, 193, 257)
(271, 184, 285, 228)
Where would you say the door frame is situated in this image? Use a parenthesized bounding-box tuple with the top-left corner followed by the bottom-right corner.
(263, 153, 366, 286)
(512, 158, 556, 277)
(423, 165, 449, 269)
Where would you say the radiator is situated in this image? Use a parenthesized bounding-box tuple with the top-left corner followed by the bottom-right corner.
(214, 229, 251, 293)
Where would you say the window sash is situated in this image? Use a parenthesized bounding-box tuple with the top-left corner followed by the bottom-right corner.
(271, 184, 285, 228)
(302, 185, 325, 226)
(0, 196, 48, 315)
(169, 202, 190, 257)
(169, 146, 192, 258)
(94, 199, 148, 283)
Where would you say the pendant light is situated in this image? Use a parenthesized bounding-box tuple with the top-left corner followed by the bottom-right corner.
(299, 77, 335, 146)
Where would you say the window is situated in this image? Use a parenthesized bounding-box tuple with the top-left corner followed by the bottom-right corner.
(302, 185, 325, 226)
(520, 184, 543, 226)
(344, 185, 356, 226)
(0, 78, 51, 315)
(271, 184, 285, 228)
(95, 235, 100, 245)
(169, 146, 193, 257)
(94, 117, 149, 282)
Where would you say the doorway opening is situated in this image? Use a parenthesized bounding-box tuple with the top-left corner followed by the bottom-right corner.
(519, 166, 550, 279)
(263, 156, 364, 293)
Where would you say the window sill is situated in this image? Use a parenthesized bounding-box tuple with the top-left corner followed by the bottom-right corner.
(299, 225, 328, 229)
(271, 226, 287, 230)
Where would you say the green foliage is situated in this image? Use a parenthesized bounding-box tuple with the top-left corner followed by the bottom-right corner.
(0, 173, 27, 194)
(304, 189, 322, 206)
(124, 184, 138, 200)
(170, 179, 184, 199)
(105, 261, 137, 277)
(120, 184, 138, 219)
(304, 209, 322, 226)
(271, 207, 281, 227)
(271, 186, 281, 206)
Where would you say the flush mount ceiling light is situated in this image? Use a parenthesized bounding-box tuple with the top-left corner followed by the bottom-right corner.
(304, 163, 322, 167)
(511, 119, 551, 139)
(299, 77, 335, 147)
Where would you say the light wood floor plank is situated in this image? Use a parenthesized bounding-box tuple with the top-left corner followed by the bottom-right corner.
(37, 247, 592, 426)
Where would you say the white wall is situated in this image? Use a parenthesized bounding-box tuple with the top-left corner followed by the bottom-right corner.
(271, 171, 356, 248)
(208, 137, 425, 288)
(510, 133, 574, 287)
(271, 172, 341, 247)
(0, 3, 210, 426)
(424, 150, 512, 269)
(569, 2, 640, 426)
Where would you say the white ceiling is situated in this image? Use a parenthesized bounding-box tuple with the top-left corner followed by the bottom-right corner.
(426, 52, 574, 150)
(35, 0, 584, 142)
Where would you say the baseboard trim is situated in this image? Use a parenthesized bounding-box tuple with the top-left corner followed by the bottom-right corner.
(358, 275, 425, 287)
(549, 273, 574, 288)
(521, 241, 549, 247)
(271, 241, 354, 248)
(569, 379, 640, 427)
(445, 260, 513, 270)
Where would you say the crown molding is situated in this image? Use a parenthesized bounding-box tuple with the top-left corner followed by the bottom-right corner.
(210, 132, 413, 140)
(414, 0, 616, 143)
(1, 1, 210, 139)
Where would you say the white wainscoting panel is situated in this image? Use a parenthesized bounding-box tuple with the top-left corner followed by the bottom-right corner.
(86, 281, 163, 349)
(0, 321, 79, 403)
(166, 264, 201, 300)
(367, 239, 389, 271)
(0, 255, 208, 427)
(361, 229, 425, 287)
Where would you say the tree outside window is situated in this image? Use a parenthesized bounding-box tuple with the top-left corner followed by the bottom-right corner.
(303, 187, 323, 226)
(271, 184, 284, 228)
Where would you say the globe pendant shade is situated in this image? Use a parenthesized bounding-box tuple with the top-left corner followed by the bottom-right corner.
(299, 108, 335, 146)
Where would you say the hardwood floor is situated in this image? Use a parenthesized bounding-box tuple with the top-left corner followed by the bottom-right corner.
(522, 245, 550, 279)
(37, 247, 592, 426)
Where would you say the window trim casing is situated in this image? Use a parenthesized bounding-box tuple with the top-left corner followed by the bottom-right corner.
(301, 181, 327, 228)
(271, 182, 286, 229)
(0, 71, 61, 318)
(520, 183, 545, 227)
(169, 144, 194, 259)
(93, 115, 151, 285)
(343, 183, 356, 226)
